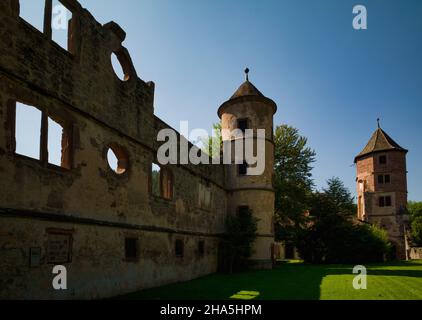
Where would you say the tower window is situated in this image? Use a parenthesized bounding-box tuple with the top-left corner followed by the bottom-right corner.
(124, 237, 138, 261)
(238, 206, 250, 216)
(238, 162, 248, 176)
(379, 196, 392, 207)
(378, 174, 391, 185)
(237, 119, 249, 133)
(385, 196, 392, 207)
(175, 239, 184, 258)
(379, 155, 387, 165)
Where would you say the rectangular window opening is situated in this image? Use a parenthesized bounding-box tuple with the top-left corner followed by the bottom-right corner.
(151, 163, 161, 197)
(125, 238, 138, 261)
(385, 196, 392, 207)
(198, 241, 205, 257)
(378, 175, 384, 184)
(48, 117, 64, 167)
(175, 239, 184, 258)
(379, 197, 385, 207)
(379, 155, 387, 165)
(385, 175, 391, 184)
(19, 0, 46, 33)
(51, 0, 73, 52)
(238, 206, 250, 217)
(161, 168, 174, 200)
(237, 119, 248, 133)
(15, 102, 42, 160)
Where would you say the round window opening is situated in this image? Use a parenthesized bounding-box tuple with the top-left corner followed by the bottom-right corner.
(111, 52, 130, 81)
(107, 145, 128, 175)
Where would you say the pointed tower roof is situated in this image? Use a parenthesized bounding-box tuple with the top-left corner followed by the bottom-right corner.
(230, 80, 264, 100)
(355, 122, 407, 162)
(218, 68, 277, 118)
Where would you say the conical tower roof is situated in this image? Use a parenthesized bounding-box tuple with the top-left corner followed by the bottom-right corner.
(230, 80, 264, 100)
(355, 125, 407, 162)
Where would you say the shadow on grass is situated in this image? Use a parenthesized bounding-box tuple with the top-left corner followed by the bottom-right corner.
(116, 260, 422, 300)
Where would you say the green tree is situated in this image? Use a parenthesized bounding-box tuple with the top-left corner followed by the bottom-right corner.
(411, 217, 422, 246)
(296, 191, 391, 264)
(323, 177, 356, 216)
(273, 125, 316, 242)
(201, 123, 222, 157)
(408, 201, 422, 221)
(222, 207, 258, 273)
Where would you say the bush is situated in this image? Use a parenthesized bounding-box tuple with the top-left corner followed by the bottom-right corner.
(297, 222, 391, 264)
(411, 217, 422, 246)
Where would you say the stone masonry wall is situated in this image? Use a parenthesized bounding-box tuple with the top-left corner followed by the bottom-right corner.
(0, 0, 227, 299)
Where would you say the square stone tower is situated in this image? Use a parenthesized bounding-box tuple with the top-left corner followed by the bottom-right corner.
(355, 122, 409, 260)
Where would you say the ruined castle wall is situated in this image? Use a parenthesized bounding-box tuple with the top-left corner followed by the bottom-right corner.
(0, 0, 227, 299)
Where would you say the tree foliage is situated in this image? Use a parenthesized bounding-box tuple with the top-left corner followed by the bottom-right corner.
(221, 207, 259, 273)
(273, 125, 316, 242)
(201, 123, 222, 157)
(407, 201, 422, 246)
(411, 217, 422, 246)
(296, 183, 391, 264)
(323, 177, 357, 216)
(408, 201, 422, 220)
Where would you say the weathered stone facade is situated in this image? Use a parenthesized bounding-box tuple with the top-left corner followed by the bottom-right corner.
(0, 0, 276, 299)
(355, 126, 409, 260)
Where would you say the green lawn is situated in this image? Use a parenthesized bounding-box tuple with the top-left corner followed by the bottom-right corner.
(119, 260, 422, 300)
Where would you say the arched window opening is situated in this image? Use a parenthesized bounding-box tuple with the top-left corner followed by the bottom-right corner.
(111, 49, 132, 82)
(107, 144, 129, 175)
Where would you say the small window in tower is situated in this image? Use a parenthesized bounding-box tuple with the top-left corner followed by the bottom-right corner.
(124, 237, 138, 261)
(237, 119, 249, 133)
(379, 155, 387, 165)
(175, 239, 184, 258)
(385, 175, 391, 184)
(379, 197, 385, 207)
(238, 162, 248, 176)
(238, 206, 250, 217)
(378, 175, 384, 184)
(385, 196, 392, 207)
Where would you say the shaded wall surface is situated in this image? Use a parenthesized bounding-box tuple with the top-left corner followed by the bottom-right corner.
(0, 0, 230, 299)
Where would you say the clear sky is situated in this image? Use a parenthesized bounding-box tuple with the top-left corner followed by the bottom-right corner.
(19, 0, 422, 201)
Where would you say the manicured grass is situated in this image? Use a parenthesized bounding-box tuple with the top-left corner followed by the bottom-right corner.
(119, 260, 422, 300)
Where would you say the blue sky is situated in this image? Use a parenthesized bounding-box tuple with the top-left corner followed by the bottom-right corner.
(19, 0, 422, 201)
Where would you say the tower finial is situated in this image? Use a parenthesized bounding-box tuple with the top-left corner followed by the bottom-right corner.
(245, 67, 250, 81)
(377, 118, 381, 128)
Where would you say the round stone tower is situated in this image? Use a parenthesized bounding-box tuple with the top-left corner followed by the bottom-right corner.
(218, 69, 277, 269)
(355, 120, 409, 260)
